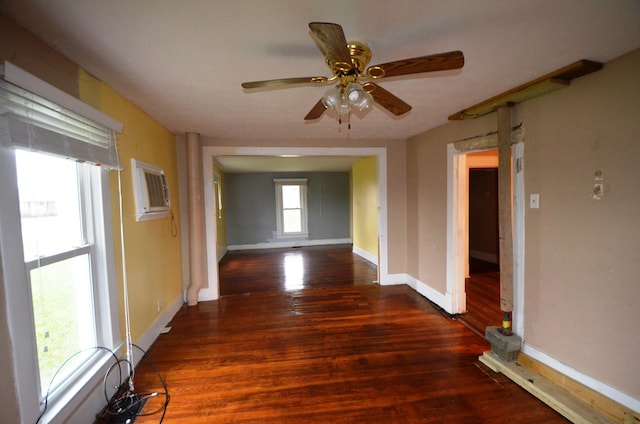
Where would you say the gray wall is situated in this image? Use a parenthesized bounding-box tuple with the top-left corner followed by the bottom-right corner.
(224, 172, 350, 246)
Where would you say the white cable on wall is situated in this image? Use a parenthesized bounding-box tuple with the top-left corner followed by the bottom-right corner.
(115, 140, 136, 391)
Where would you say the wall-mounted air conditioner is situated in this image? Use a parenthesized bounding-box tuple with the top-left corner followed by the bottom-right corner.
(131, 158, 170, 222)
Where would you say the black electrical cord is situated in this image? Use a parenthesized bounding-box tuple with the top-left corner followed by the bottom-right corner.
(35, 344, 169, 424)
(36, 346, 120, 424)
(99, 344, 170, 422)
(131, 343, 170, 420)
(170, 209, 178, 238)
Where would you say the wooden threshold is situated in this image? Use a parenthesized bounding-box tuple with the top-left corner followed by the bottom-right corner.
(449, 60, 603, 120)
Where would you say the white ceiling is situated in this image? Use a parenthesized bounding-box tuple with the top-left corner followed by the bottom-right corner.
(2, 0, 640, 144)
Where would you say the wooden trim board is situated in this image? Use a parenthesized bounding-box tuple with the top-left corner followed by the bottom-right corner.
(517, 353, 640, 424)
(479, 351, 637, 423)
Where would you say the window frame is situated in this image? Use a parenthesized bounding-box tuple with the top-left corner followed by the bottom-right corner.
(0, 147, 120, 423)
(274, 178, 309, 239)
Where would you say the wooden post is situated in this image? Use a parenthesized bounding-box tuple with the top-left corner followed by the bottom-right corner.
(497, 105, 514, 312)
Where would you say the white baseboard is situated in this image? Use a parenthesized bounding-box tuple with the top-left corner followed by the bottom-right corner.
(352, 245, 377, 266)
(522, 344, 640, 413)
(395, 273, 451, 313)
(198, 287, 218, 302)
(469, 249, 498, 264)
(228, 238, 352, 251)
(413, 278, 449, 313)
(135, 293, 183, 355)
(382, 272, 410, 286)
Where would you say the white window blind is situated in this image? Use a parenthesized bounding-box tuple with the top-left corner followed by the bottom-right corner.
(0, 62, 122, 169)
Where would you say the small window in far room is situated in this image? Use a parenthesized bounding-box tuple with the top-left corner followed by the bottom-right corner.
(274, 178, 308, 238)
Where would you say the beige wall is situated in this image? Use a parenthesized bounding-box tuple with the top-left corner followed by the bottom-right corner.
(517, 49, 640, 399)
(385, 140, 408, 274)
(0, 13, 78, 97)
(407, 113, 497, 291)
(407, 49, 640, 401)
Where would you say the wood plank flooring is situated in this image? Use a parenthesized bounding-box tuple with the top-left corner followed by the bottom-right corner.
(218, 244, 377, 296)
(459, 259, 503, 336)
(128, 246, 567, 423)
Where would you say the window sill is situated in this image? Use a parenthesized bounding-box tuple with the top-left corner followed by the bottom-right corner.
(275, 233, 309, 241)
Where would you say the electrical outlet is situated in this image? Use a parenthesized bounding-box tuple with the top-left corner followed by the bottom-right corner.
(157, 300, 161, 312)
(592, 183, 603, 200)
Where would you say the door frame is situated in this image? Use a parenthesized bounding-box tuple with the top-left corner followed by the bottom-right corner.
(446, 142, 525, 335)
(466, 152, 499, 278)
(199, 146, 388, 301)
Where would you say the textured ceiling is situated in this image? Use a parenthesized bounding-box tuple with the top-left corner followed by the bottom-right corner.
(2, 0, 640, 144)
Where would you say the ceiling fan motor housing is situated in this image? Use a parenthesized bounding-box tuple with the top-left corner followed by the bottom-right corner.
(327, 41, 372, 76)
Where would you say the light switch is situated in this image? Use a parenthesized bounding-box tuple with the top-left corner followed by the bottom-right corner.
(530, 193, 540, 209)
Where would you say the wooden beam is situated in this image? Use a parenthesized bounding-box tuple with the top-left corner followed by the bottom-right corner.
(449, 60, 602, 120)
(498, 105, 514, 312)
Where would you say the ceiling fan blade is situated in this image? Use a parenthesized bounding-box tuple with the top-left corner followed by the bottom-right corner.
(364, 82, 412, 116)
(309, 22, 352, 72)
(367, 51, 464, 79)
(304, 99, 327, 120)
(242, 76, 328, 89)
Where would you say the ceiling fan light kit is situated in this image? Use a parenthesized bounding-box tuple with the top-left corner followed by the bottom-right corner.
(241, 22, 465, 127)
(322, 83, 373, 113)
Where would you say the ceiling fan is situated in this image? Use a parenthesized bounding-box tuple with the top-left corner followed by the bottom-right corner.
(241, 22, 464, 123)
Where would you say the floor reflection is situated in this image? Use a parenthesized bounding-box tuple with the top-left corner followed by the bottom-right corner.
(283, 252, 304, 290)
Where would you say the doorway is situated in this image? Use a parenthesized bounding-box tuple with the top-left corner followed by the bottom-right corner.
(446, 140, 525, 335)
(200, 146, 389, 302)
(462, 163, 502, 335)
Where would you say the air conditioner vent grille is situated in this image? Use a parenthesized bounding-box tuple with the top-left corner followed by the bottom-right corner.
(132, 159, 170, 221)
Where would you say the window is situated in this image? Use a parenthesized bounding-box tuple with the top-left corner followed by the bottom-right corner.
(275, 178, 309, 238)
(16, 150, 106, 395)
(0, 63, 121, 423)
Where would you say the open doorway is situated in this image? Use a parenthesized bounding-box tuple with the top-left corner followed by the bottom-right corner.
(446, 139, 525, 335)
(463, 161, 502, 335)
(200, 146, 389, 301)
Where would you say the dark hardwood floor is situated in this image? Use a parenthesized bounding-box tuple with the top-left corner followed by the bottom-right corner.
(218, 244, 377, 296)
(126, 246, 566, 423)
(458, 258, 503, 336)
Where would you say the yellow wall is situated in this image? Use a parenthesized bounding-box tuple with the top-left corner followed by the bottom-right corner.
(79, 70, 183, 342)
(213, 164, 227, 255)
(351, 157, 378, 259)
